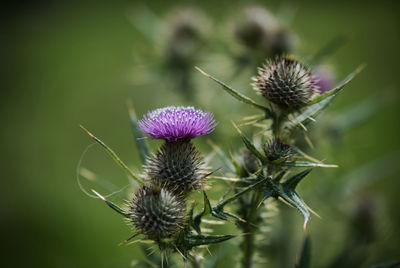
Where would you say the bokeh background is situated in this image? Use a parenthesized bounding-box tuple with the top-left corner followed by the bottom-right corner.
(3, 0, 400, 267)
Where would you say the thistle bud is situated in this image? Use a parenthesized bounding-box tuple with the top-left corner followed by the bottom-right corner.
(253, 56, 318, 109)
(264, 138, 292, 162)
(129, 185, 186, 240)
(145, 141, 206, 194)
(233, 5, 294, 57)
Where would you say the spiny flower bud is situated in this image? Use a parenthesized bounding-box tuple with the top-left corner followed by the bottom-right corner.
(129, 185, 186, 241)
(264, 138, 292, 162)
(139, 106, 216, 142)
(145, 141, 206, 194)
(253, 56, 318, 109)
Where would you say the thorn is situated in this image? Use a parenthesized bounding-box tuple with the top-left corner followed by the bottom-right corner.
(306, 205, 322, 219)
(92, 189, 106, 201)
(356, 63, 367, 73)
(195, 66, 211, 78)
(80, 125, 96, 139)
(231, 121, 242, 134)
(307, 116, 316, 122)
(119, 232, 141, 246)
(205, 246, 212, 256)
(236, 232, 251, 237)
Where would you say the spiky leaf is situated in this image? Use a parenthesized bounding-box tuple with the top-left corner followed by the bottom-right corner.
(192, 190, 212, 234)
(196, 67, 273, 117)
(305, 64, 364, 106)
(80, 125, 144, 185)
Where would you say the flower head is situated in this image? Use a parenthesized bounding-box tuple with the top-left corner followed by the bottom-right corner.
(264, 138, 292, 162)
(139, 106, 216, 141)
(129, 185, 186, 240)
(253, 56, 318, 109)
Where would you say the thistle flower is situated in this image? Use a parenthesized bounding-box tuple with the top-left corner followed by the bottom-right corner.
(139, 106, 216, 141)
(253, 56, 318, 109)
(129, 185, 186, 241)
(145, 141, 206, 194)
(264, 138, 292, 162)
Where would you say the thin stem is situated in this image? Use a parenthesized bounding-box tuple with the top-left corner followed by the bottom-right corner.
(240, 189, 263, 268)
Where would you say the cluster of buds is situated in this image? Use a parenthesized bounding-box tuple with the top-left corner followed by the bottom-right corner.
(127, 106, 216, 241)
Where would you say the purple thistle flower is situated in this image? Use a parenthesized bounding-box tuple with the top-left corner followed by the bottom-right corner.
(139, 106, 216, 141)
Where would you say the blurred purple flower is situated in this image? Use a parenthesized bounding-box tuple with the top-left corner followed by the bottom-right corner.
(313, 65, 336, 93)
(139, 106, 216, 141)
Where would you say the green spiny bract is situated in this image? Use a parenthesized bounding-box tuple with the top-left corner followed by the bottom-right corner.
(145, 140, 206, 194)
(252, 56, 318, 109)
(129, 185, 186, 241)
(264, 138, 292, 162)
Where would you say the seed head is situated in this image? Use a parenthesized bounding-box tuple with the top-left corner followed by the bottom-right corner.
(139, 106, 216, 142)
(129, 185, 186, 240)
(264, 138, 292, 162)
(145, 141, 206, 194)
(253, 56, 318, 109)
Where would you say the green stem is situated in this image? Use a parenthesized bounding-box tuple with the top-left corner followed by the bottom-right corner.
(240, 189, 263, 268)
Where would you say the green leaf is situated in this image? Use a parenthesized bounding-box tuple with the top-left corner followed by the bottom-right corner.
(305, 64, 365, 106)
(232, 122, 267, 164)
(92, 189, 130, 218)
(261, 186, 275, 203)
(288, 94, 336, 129)
(283, 161, 338, 168)
(214, 174, 268, 210)
(192, 191, 212, 234)
(80, 125, 145, 186)
(278, 186, 310, 228)
(186, 234, 236, 247)
(195, 67, 273, 117)
(127, 101, 150, 164)
(296, 235, 311, 268)
(283, 169, 313, 190)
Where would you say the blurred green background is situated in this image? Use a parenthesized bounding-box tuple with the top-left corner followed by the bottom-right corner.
(3, 0, 400, 267)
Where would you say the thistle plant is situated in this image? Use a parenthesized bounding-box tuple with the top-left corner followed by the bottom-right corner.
(80, 27, 367, 268)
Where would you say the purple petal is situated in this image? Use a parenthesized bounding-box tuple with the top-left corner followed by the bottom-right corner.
(139, 106, 217, 141)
